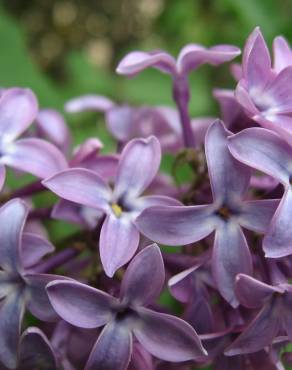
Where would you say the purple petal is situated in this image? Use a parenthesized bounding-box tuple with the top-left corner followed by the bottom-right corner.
(177, 44, 240, 75)
(238, 199, 279, 233)
(235, 274, 283, 309)
(43, 168, 112, 213)
(21, 233, 55, 269)
(19, 327, 58, 370)
(130, 343, 153, 370)
(2, 138, 68, 179)
(235, 81, 259, 116)
(133, 307, 207, 361)
(168, 265, 200, 303)
(105, 106, 135, 142)
(225, 303, 279, 355)
(0, 88, 38, 142)
(135, 195, 182, 210)
(264, 188, 292, 258)
(136, 204, 216, 245)
(212, 222, 252, 307)
(283, 291, 292, 341)
(0, 199, 28, 273)
(46, 280, 115, 328)
(0, 164, 6, 192)
(273, 36, 292, 73)
(65, 95, 114, 113)
(120, 244, 165, 306)
(100, 214, 140, 277)
(116, 51, 176, 76)
(213, 88, 242, 126)
(70, 138, 103, 166)
(243, 27, 272, 91)
(36, 109, 71, 150)
(205, 120, 251, 203)
(81, 155, 119, 181)
(85, 322, 132, 370)
(24, 273, 71, 321)
(228, 127, 292, 185)
(114, 136, 161, 200)
(0, 291, 25, 369)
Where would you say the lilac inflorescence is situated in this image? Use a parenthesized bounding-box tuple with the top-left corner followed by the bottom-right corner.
(0, 26, 292, 370)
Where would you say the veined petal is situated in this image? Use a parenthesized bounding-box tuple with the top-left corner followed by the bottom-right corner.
(0, 88, 38, 142)
(136, 204, 216, 245)
(71, 138, 103, 166)
(228, 127, 292, 185)
(114, 136, 161, 200)
(116, 51, 176, 76)
(134, 195, 181, 210)
(46, 280, 115, 328)
(21, 233, 55, 269)
(133, 307, 207, 361)
(205, 120, 251, 203)
(168, 265, 200, 303)
(273, 36, 292, 73)
(0, 199, 28, 273)
(238, 199, 279, 233)
(235, 82, 259, 116)
(100, 214, 140, 277)
(43, 168, 112, 213)
(2, 138, 68, 179)
(19, 327, 58, 370)
(85, 322, 132, 370)
(120, 244, 165, 307)
(65, 94, 114, 113)
(0, 290, 25, 369)
(212, 221, 252, 307)
(225, 303, 279, 355)
(235, 274, 283, 309)
(264, 188, 292, 258)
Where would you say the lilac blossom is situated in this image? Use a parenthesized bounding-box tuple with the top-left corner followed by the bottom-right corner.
(136, 120, 279, 306)
(46, 244, 207, 370)
(43, 136, 180, 277)
(0, 88, 67, 190)
(116, 44, 240, 147)
(0, 199, 68, 368)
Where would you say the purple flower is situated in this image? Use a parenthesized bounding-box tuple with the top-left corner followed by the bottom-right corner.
(47, 244, 207, 370)
(225, 273, 292, 355)
(136, 120, 279, 306)
(0, 88, 68, 190)
(228, 127, 292, 258)
(117, 44, 240, 147)
(0, 199, 67, 369)
(43, 136, 180, 276)
(235, 27, 292, 146)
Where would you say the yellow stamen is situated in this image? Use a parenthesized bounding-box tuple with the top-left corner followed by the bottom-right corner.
(111, 203, 123, 217)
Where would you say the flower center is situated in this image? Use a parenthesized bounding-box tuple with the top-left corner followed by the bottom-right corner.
(111, 203, 123, 217)
(216, 205, 231, 221)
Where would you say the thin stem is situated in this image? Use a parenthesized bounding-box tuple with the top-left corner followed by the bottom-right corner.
(0, 180, 46, 202)
(34, 247, 81, 273)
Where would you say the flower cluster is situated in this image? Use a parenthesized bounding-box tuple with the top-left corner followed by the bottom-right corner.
(0, 26, 292, 370)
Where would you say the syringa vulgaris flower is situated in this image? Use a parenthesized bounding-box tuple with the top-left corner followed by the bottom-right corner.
(0, 88, 67, 190)
(46, 244, 207, 370)
(43, 136, 180, 277)
(136, 120, 279, 306)
(0, 199, 67, 369)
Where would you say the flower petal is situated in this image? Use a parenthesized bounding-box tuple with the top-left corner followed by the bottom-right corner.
(105, 106, 135, 142)
(264, 188, 292, 258)
(85, 322, 132, 370)
(46, 280, 115, 328)
(225, 303, 279, 355)
(235, 274, 282, 309)
(205, 120, 251, 203)
(0, 164, 6, 192)
(212, 221, 252, 307)
(114, 136, 161, 200)
(0, 198, 28, 273)
(65, 95, 114, 113)
(0, 88, 38, 142)
(238, 199, 279, 233)
(273, 36, 292, 73)
(43, 168, 112, 213)
(0, 291, 25, 369)
(116, 51, 176, 76)
(134, 195, 181, 210)
(133, 307, 207, 361)
(136, 204, 216, 246)
(120, 244, 165, 306)
(228, 127, 292, 185)
(2, 138, 68, 179)
(19, 327, 58, 370)
(21, 233, 55, 269)
(100, 214, 140, 277)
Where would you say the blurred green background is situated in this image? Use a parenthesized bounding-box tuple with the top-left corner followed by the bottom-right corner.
(2, 0, 292, 149)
